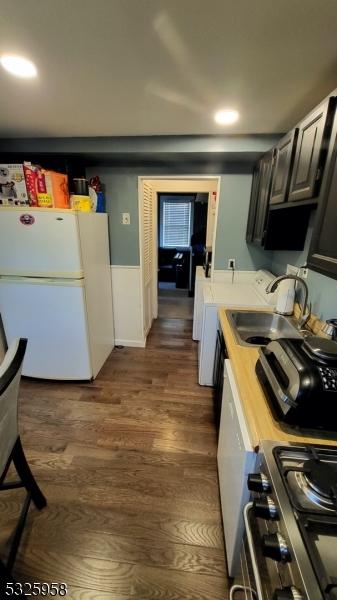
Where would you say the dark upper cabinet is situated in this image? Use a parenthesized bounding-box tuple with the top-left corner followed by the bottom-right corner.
(270, 129, 298, 205)
(308, 106, 337, 279)
(288, 97, 336, 203)
(246, 167, 260, 243)
(263, 204, 311, 251)
(250, 152, 273, 246)
(245, 89, 337, 254)
(246, 152, 312, 252)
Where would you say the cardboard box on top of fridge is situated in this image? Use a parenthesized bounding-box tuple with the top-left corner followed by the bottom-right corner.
(23, 162, 70, 208)
(0, 164, 29, 206)
(43, 170, 70, 209)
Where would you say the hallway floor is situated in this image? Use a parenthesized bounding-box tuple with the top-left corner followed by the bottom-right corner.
(158, 287, 194, 320)
(3, 318, 228, 599)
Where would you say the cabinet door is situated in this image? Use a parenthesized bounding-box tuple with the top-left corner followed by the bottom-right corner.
(246, 167, 260, 243)
(252, 153, 273, 246)
(308, 108, 337, 279)
(270, 129, 298, 204)
(288, 97, 336, 202)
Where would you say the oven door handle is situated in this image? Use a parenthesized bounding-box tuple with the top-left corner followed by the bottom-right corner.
(244, 502, 264, 600)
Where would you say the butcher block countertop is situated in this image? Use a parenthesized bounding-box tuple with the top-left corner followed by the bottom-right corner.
(218, 307, 337, 450)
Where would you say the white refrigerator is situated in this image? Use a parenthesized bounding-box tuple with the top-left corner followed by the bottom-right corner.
(0, 207, 114, 380)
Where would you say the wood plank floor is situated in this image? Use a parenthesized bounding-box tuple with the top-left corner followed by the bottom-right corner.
(1, 318, 229, 599)
(158, 290, 194, 320)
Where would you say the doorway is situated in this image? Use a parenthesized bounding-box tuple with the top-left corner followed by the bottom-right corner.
(139, 176, 221, 340)
(157, 192, 208, 319)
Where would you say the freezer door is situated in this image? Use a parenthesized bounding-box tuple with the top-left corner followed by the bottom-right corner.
(0, 209, 83, 277)
(0, 278, 92, 379)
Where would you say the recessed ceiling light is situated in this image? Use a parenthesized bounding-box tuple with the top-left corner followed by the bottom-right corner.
(0, 55, 37, 79)
(214, 109, 239, 125)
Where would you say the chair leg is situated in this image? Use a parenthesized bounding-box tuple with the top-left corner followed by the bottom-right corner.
(0, 558, 25, 598)
(12, 437, 47, 510)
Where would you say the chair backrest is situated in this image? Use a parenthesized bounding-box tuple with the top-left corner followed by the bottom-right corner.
(0, 339, 27, 475)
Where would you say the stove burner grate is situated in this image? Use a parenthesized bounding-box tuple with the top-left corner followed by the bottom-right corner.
(303, 459, 337, 502)
(273, 445, 337, 514)
(295, 472, 336, 511)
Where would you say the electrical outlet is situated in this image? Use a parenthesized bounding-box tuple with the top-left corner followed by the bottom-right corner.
(300, 267, 308, 279)
(286, 264, 299, 276)
(228, 258, 235, 269)
(122, 213, 130, 225)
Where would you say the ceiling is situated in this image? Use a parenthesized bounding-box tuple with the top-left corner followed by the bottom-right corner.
(1, 0, 337, 138)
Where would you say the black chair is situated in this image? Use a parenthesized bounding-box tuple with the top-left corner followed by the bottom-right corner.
(0, 339, 47, 596)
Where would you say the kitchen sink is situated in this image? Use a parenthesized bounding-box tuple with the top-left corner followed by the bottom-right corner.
(227, 310, 302, 346)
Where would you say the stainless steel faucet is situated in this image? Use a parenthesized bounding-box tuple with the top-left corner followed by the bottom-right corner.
(266, 274, 310, 327)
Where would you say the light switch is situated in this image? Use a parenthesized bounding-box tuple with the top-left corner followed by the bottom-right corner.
(122, 213, 130, 225)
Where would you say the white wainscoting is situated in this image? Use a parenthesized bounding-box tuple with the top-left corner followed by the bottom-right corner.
(110, 266, 146, 348)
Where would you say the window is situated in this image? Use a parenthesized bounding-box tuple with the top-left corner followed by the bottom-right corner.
(160, 197, 192, 248)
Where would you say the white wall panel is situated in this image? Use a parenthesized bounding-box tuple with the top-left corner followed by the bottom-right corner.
(110, 266, 145, 347)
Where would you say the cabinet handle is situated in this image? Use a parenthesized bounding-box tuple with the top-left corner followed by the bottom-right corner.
(315, 166, 322, 181)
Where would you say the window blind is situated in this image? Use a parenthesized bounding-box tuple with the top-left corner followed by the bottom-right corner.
(162, 200, 192, 247)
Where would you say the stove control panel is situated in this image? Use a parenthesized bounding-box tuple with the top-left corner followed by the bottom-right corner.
(253, 495, 279, 520)
(273, 586, 303, 600)
(262, 532, 291, 562)
(318, 366, 337, 391)
(247, 472, 271, 493)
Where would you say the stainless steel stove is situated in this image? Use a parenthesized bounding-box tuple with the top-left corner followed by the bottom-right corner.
(239, 441, 337, 600)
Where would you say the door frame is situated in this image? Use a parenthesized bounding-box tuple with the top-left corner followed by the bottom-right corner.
(138, 175, 221, 341)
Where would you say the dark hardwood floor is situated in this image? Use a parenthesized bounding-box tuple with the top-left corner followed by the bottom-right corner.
(1, 318, 229, 599)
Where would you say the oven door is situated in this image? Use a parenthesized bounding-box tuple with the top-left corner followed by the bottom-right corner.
(239, 502, 279, 600)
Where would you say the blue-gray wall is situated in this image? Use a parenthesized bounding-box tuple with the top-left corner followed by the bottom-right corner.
(214, 174, 272, 271)
(86, 164, 268, 268)
(270, 213, 337, 320)
(87, 167, 140, 266)
(91, 161, 337, 321)
(86, 168, 274, 272)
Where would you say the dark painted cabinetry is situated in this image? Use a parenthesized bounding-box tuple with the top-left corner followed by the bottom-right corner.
(270, 129, 298, 205)
(246, 88, 337, 253)
(308, 107, 337, 279)
(288, 97, 336, 203)
(246, 167, 260, 243)
(246, 151, 310, 250)
(249, 153, 273, 246)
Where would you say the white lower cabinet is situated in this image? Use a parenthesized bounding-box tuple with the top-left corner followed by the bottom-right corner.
(217, 359, 257, 577)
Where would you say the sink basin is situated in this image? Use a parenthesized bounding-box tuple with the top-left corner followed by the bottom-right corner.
(227, 310, 302, 346)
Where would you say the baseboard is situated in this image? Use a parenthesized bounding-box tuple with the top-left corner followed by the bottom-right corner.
(114, 338, 146, 348)
(144, 319, 153, 339)
(110, 265, 140, 270)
